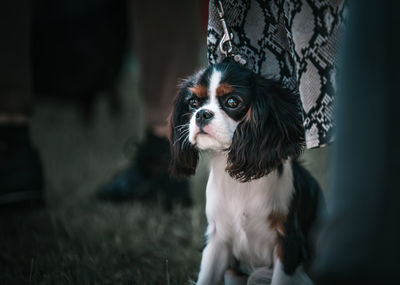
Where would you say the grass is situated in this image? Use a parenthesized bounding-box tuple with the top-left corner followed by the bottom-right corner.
(0, 199, 208, 284)
(0, 68, 210, 284)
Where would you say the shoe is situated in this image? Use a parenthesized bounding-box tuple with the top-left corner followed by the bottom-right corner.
(97, 131, 191, 210)
(0, 125, 45, 210)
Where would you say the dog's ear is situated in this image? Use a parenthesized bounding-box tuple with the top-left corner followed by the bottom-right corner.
(227, 76, 304, 182)
(168, 79, 199, 178)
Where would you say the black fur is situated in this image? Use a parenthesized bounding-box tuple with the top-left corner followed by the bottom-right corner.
(279, 160, 324, 275)
(223, 63, 305, 182)
(169, 78, 199, 178)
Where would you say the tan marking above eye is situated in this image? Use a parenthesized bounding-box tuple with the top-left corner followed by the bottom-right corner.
(189, 85, 207, 98)
(216, 83, 234, 97)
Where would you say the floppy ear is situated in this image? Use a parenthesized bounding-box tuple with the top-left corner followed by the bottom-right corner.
(168, 79, 199, 178)
(227, 76, 304, 182)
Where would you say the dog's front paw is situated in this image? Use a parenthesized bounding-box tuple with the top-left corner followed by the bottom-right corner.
(247, 267, 273, 285)
(224, 269, 248, 285)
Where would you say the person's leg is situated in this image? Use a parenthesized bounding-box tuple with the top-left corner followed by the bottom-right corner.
(0, 0, 32, 117)
(311, 0, 400, 283)
(133, 0, 200, 137)
(0, 0, 44, 208)
(97, 0, 200, 209)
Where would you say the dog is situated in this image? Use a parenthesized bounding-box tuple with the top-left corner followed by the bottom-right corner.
(169, 59, 323, 285)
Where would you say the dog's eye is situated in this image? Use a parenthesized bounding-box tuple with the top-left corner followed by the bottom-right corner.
(226, 97, 241, 108)
(189, 98, 199, 109)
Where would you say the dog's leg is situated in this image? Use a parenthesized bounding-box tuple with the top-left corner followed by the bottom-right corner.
(197, 237, 230, 285)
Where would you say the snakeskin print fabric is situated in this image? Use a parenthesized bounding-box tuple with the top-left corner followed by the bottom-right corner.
(207, 0, 345, 148)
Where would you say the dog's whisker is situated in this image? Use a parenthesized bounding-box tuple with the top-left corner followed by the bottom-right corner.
(173, 135, 185, 146)
(176, 133, 188, 145)
(180, 136, 190, 151)
(174, 128, 189, 137)
(174, 123, 186, 129)
(177, 129, 189, 137)
(173, 130, 190, 146)
(175, 125, 189, 131)
(178, 112, 192, 120)
(174, 123, 190, 130)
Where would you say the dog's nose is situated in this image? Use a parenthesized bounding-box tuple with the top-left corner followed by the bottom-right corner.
(196, 109, 214, 126)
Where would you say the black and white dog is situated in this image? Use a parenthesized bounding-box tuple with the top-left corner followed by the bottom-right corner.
(169, 60, 323, 285)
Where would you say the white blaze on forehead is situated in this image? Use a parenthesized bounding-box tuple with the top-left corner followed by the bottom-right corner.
(209, 69, 222, 104)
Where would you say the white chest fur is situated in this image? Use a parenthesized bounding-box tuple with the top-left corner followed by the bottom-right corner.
(204, 153, 294, 274)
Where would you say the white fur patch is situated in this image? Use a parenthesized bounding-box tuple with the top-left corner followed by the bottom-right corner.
(197, 153, 295, 284)
(209, 69, 222, 101)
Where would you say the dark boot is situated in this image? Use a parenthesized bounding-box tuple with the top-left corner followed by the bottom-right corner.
(97, 131, 191, 210)
(0, 125, 45, 210)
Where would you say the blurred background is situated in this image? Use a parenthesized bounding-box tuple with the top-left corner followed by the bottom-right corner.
(0, 0, 329, 284)
(0, 1, 212, 284)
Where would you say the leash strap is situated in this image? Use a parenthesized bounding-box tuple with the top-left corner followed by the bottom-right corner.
(217, 0, 247, 65)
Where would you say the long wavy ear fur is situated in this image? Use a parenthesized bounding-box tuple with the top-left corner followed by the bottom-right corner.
(227, 75, 304, 182)
(168, 79, 199, 178)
